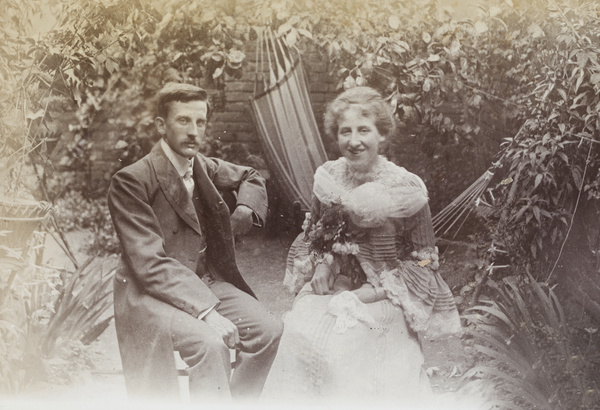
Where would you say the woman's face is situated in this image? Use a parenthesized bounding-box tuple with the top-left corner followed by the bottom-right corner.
(337, 105, 383, 172)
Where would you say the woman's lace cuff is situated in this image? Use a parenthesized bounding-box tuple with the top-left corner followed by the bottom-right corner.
(327, 291, 378, 334)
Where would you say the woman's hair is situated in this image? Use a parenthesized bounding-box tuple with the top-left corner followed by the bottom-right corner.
(156, 82, 211, 119)
(323, 86, 396, 139)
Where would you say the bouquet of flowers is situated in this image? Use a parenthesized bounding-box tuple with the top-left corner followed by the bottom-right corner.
(303, 203, 366, 287)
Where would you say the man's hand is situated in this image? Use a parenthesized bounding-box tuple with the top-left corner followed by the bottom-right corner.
(310, 263, 335, 295)
(203, 310, 240, 349)
(230, 205, 254, 236)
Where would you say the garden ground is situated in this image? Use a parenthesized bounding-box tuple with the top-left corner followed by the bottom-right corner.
(4, 228, 475, 409)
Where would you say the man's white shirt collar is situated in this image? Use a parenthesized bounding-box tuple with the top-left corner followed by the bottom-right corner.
(160, 139, 193, 177)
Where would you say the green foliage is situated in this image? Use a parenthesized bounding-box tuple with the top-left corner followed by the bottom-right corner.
(54, 190, 119, 255)
(7, 0, 600, 280)
(0, 246, 115, 392)
(463, 275, 596, 409)
(470, 1, 600, 279)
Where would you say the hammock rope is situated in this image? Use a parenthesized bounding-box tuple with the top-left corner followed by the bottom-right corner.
(432, 120, 532, 239)
(250, 27, 328, 210)
(432, 170, 495, 238)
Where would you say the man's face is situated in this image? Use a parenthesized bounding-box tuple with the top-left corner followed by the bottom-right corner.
(155, 100, 208, 159)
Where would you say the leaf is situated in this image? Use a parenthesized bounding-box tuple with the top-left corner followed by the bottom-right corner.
(105, 58, 119, 74)
(575, 69, 584, 93)
(26, 109, 45, 121)
(212, 66, 223, 79)
(422, 32, 431, 43)
(556, 88, 568, 101)
(590, 73, 600, 85)
(465, 305, 511, 327)
(427, 54, 441, 62)
(297, 28, 312, 39)
(422, 78, 434, 92)
(527, 23, 544, 38)
(389, 15, 400, 30)
(534, 173, 543, 189)
(277, 22, 292, 35)
(576, 51, 589, 68)
(541, 82, 554, 101)
(572, 167, 582, 187)
(343, 75, 356, 90)
(475, 21, 488, 34)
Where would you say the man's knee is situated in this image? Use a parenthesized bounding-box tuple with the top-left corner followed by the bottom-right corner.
(180, 333, 230, 367)
(259, 316, 284, 349)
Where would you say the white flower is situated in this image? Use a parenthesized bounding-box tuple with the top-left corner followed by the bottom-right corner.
(301, 212, 311, 231)
(331, 242, 360, 255)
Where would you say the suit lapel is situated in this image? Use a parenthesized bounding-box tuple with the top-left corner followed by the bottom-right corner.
(150, 144, 202, 235)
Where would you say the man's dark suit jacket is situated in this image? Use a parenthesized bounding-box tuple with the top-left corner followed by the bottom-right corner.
(107, 142, 268, 396)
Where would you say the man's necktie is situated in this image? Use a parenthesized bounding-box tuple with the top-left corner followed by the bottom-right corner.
(183, 163, 194, 195)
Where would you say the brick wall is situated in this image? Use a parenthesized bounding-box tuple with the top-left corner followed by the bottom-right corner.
(208, 44, 338, 159)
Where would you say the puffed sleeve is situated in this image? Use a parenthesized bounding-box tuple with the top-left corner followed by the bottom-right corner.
(404, 203, 439, 270)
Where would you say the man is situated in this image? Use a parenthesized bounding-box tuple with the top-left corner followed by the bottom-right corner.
(108, 82, 282, 403)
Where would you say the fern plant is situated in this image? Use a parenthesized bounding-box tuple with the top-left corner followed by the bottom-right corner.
(462, 275, 594, 410)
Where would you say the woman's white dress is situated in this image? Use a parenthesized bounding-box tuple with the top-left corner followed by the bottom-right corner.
(261, 157, 462, 406)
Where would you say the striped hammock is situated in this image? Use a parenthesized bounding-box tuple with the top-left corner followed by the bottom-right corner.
(249, 27, 328, 211)
(249, 28, 504, 240)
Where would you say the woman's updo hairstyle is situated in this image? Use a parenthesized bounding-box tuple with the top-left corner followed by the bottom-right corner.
(323, 86, 396, 140)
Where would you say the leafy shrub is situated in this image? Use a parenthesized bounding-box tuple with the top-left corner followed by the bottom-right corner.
(54, 190, 120, 255)
(463, 275, 597, 409)
(0, 247, 116, 392)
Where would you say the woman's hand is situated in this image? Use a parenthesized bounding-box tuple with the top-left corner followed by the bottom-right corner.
(311, 263, 335, 295)
(352, 283, 386, 304)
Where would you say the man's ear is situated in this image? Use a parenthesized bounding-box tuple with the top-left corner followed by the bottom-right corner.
(155, 117, 166, 135)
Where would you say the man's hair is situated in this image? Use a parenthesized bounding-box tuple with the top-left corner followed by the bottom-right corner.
(323, 86, 395, 139)
(156, 82, 211, 119)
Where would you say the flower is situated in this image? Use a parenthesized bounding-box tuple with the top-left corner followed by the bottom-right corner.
(301, 212, 311, 231)
(332, 242, 360, 255)
(304, 202, 366, 286)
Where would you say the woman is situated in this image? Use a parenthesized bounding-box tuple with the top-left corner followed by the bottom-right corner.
(261, 86, 462, 406)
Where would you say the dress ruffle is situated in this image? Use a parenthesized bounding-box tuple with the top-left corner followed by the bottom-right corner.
(313, 158, 429, 228)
